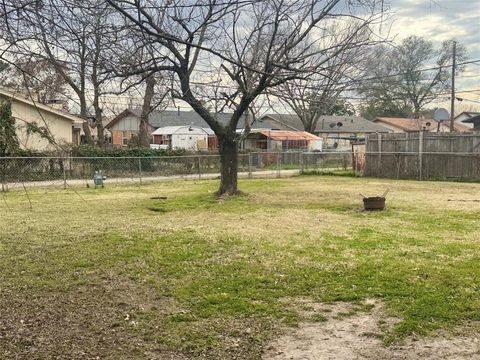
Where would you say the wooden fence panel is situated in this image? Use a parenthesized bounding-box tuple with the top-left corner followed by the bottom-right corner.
(365, 132, 480, 180)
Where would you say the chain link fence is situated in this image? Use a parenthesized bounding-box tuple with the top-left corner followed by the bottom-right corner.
(0, 151, 361, 191)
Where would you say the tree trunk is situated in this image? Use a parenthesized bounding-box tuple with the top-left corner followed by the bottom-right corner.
(79, 98, 94, 145)
(82, 121, 94, 145)
(413, 102, 421, 119)
(96, 122, 105, 146)
(140, 75, 156, 147)
(217, 134, 239, 196)
(94, 104, 104, 146)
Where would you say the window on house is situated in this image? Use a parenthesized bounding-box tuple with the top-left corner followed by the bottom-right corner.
(122, 131, 129, 146)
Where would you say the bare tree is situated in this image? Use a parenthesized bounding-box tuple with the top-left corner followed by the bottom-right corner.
(106, 0, 385, 195)
(273, 26, 374, 133)
(0, 0, 121, 145)
(0, 59, 69, 106)
(138, 75, 156, 147)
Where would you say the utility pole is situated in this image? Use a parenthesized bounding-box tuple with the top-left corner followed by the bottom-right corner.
(450, 41, 456, 132)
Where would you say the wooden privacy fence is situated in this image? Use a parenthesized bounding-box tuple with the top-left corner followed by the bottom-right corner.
(364, 132, 480, 180)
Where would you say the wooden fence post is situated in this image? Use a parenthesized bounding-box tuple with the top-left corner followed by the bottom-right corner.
(378, 133, 382, 173)
(419, 131, 424, 180)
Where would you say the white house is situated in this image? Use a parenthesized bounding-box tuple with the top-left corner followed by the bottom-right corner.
(151, 125, 214, 151)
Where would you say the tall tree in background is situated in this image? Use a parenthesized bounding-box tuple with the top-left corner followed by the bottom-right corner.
(0, 100, 19, 156)
(0, 100, 19, 191)
(0, 0, 121, 145)
(360, 36, 468, 119)
(107, 0, 385, 195)
(0, 59, 68, 106)
(359, 96, 413, 120)
(274, 28, 373, 133)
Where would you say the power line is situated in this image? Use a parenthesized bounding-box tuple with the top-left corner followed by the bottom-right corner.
(456, 98, 480, 104)
(3, 49, 480, 116)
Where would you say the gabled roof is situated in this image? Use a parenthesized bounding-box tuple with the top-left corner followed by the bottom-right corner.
(257, 114, 304, 130)
(375, 117, 436, 132)
(454, 111, 480, 120)
(151, 125, 214, 135)
(0, 87, 80, 123)
(461, 114, 480, 124)
(259, 114, 391, 133)
(375, 117, 470, 132)
(105, 108, 248, 130)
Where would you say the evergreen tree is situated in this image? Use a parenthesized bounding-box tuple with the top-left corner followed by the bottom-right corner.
(0, 100, 19, 156)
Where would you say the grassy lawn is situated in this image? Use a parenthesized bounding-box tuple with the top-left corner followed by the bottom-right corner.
(1, 176, 479, 359)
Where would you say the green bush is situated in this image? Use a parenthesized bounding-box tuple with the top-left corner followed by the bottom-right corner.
(68, 145, 189, 158)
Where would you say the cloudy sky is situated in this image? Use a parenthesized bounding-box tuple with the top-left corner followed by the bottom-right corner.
(388, 0, 480, 107)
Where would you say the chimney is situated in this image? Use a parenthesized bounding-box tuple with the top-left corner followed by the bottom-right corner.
(45, 98, 67, 110)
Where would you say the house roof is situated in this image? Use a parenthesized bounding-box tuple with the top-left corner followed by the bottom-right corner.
(256, 114, 304, 130)
(0, 87, 80, 123)
(105, 108, 248, 130)
(151, 125, 214, 135)
(375, 117, 470, 132)
(454, 111, 480, 120)
(375, 117, 437, 132)
(259, 114, 391, 133)
(251, 130, 320, 141)
(461, 114, 480, 124)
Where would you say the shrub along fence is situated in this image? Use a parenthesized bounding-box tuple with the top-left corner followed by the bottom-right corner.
(364, 132, 480, 180)
(0, 151, 358, 191)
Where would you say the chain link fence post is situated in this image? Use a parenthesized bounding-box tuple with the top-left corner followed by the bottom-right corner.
(276, 152, 281, 178)
(62, 157, 67, 189)
(248, 152, 252, 179)
(197, 156, 201, 179)
(138, 158, 143, 185)
(300, 152, 304, 174)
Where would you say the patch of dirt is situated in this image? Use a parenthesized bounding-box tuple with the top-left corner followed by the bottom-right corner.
(263, 300, 480, 360)
(0, 276, 187, 360)
(0, 274, 272, 360)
